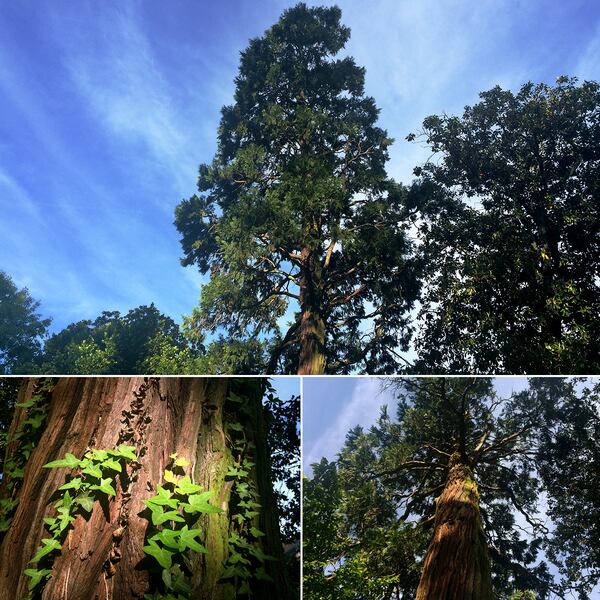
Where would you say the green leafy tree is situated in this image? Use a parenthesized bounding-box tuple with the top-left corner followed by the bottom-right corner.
(175, 3, 418, 375)
(40, 304, 185, 374)
(0, 271, 51, 374)
(71, 334, 118, 374)
(304, 457, 423, 600)
(305, 378, 600, 599)
(411, 77, 600, 374)
(536, 381, 600, 598)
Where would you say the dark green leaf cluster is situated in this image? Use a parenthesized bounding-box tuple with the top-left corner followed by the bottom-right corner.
(223, 399, 277, 596)
(0, 271, 51, 374)
(412, 77, 600, 374)
(39, 304, 185, 374)
(0, 378, 54, 537)
(303, 457, 424, 600)
(263, 384, 300, 543)
(142, 455, 221, 600)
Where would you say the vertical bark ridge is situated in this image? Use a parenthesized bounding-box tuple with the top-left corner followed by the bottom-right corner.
(415, 454, 492, 600)
(298, 247, 326, 375)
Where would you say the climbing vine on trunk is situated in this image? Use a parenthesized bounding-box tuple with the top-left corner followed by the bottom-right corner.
(0, 377, 296, 600)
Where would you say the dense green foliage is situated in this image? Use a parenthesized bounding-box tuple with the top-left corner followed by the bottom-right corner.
(304, 378, 600, 599)
(175, 3, 418, 374)
(0, 271, 51, 374)
(39, 304, 185, 374)
(0, 378, 20, 473)
(411, 77, 600, 374)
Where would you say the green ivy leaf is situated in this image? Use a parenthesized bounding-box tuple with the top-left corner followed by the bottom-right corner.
(173, 456, 190, 468)
(58, 477, 83, 491)
(75, 492, 95, 512)
(164, 469, 179, 485)
(162, 567, 172, 590)
(102, 458, 122, 472)
(227, 422, 244, 432)
(249, 527, 265, 538)
(143, 540, 174, 570)
(15, 398, 36, 408)
(116, 444, 137, 461)
(145, 485, 179, 509)
(82, 464, 103, 479)
(30, 538, 62, 563)
(91, 478, 116, 497)
(149, 528, 180, 551)
(178, 525, 207, 554)
(87, 449, 108, 461)
(151, 510, 185, 526)
(175, 476, 202, 496)
(22, 413, 47, 429)
(249, 547, 276, 562)
(184, 491, 222, 515)
(43, 453, 81, 469)
(24, 568, 52, 591)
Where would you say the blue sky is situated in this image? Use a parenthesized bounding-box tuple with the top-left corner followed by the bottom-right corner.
(302, 375, 530, 473)
(1, 0, 600, 333)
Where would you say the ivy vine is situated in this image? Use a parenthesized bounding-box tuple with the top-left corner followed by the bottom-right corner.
(0, 379, 54, 536)
(23, 444, 138, 599)
(222, 391, 275, 597)
(143, 453, 222, 600)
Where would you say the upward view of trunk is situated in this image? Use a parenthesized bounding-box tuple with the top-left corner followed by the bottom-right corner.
(415, 454, 492, 600)
(0, 377, 293, 600)
(297, 248, 326, 375)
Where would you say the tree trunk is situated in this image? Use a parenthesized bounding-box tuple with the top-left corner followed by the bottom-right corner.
(297, 248, 326, 375)
(0, 377, 293, 600)
(415, 454, 492, 600)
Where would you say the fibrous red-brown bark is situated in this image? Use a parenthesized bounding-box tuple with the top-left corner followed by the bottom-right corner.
(0, 377, 290, 600)
(415, 454, 492, 600)
(298, 247, 326, 375)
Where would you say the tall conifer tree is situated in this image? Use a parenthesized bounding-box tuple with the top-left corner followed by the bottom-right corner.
(176, 4, 418, 374)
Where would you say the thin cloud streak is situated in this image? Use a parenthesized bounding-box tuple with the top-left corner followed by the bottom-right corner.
(304, 378, 397, 469)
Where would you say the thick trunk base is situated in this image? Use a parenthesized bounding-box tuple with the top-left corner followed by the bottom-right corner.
(415, 457, 492, 600)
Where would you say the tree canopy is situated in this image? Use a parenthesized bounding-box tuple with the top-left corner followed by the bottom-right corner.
(39, 304, 185, 374)
(411, 77, 600, 374)
(0, 271, 51, 374)
(175, 2, 419, 375)
(303, 377, 600, 599)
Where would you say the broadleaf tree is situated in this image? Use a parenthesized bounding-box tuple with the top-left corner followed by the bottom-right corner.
(410, 77, 600, 374)
(0, 271, 51, 374)
(175, 3, 419, 375)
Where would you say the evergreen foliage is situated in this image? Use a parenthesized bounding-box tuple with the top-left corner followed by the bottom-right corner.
(175, 3, 419, 374)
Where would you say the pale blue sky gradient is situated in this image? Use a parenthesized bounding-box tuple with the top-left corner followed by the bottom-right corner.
(1, 0, 599, 332)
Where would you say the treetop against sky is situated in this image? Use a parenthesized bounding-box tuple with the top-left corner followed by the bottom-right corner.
(1, 0, 599, 333)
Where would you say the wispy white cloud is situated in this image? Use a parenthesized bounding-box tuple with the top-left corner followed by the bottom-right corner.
(321, 0, 544, 182)
(304, 377, 396, 468)
(576, 22, 600, 79)
(59, 3, 203, 199)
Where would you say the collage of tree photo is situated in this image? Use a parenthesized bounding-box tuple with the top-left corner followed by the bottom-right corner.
(1, 1, 599, 599)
